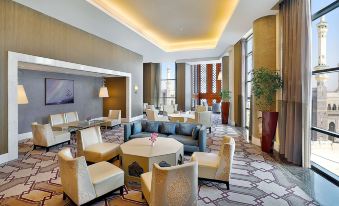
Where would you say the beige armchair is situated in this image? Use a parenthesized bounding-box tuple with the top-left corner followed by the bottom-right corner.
(143, 103, 149, 113)
(146, 109, 168, 121)
(58, 148, 124, 206)
(65, 111, 79, 123)
(76, 126, 120, 163)
(141, 162, 198, 206)
(188, 111, 212, 133)
(146, 105, 156, 111)
(169, 116, 185, 123)
(163, 104, 176, 116)
(191, 136, 235, 190)
(49, 113, 67, 131)
(32, 123, 70, 152)
(107, 110, 122, 127)
(195, 105, 208, 112)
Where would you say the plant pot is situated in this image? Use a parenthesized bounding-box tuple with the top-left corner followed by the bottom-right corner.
(221, 102, 230, 124)
(261, 111, 279, 153)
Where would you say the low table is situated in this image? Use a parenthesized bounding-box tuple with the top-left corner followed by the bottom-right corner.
(120, 137, 184, 185)
(68, 119, 109, 132)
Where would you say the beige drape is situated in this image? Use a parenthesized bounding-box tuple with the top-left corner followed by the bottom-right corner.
(279, 0, 311, 166)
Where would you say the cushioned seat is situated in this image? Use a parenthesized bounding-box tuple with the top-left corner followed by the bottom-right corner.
(140, 170, 152, 203)
(77, 126, 120, 163)
(88, 161, 124, 197)
(191, 152, 219, 179)
(168, 135, 198, 146)
(84, 143, 120, 163)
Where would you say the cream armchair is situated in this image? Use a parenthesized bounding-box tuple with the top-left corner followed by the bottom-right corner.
(188, 111, 212, 133)
(146, 109, 168, 121)
(143, 103, 149, 113)
(191, 136, 235, 190)
(58, 148, 124, 206)
(76, 126, 120, 163)
(107, 110, 122, 127)
(65, 112, 79, 124)
(141, 162, 198, 206)
(163, 104, 178, 116)
(49, 113, 67, 131)
(32, 123, 70, 152)
(146, 105, 156, 111)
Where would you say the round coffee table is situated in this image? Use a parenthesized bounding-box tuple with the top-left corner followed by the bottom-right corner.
(120, 137, 184, 185)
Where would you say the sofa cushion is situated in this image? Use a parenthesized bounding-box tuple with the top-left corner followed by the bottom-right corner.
(130, 132, 168, 139)
(178, 123, 196, 136)
(145, 121, 160, 133)
(159, 122, 177, 135)
(192, 126, 200, 140)
(132, 122, 142, 134)
(168, 135, 197, 146)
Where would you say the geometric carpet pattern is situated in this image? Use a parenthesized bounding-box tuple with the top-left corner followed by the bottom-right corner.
(0, 115, 319, 205)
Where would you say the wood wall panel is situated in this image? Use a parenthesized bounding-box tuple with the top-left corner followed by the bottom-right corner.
(0, 0, 143, 154)
(103, 77, 127, 118)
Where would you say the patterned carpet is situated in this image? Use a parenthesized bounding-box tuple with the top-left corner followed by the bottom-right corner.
(0, 116, 319, 206)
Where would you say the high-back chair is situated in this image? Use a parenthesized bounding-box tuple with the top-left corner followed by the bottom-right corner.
(32, 123, 70, 152)
(195, 111, 212, 132)
(191, 136, 235, 190)
(49, 113, 67, 131)
(163, 105, 175, 115)
(195, 105, 208, 112)
(58, 148, 124, 205)
(65, 111, 79, 123)
(77, 126, 120, 163)
(169, 116, 185, 123)
(141, 162, 198, 206)
(146, 109, 168, 121)
(107, 110, 122, 127)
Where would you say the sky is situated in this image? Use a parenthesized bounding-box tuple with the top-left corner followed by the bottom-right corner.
(161, 62, 176, 79)
(312, 0, 339, 91)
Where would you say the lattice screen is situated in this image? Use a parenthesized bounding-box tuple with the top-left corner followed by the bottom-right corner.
(200, 65, 207, 93)
(212, 64, 217, 93)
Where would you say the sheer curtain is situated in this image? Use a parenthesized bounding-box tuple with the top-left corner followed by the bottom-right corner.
(279, 0, 311, 167)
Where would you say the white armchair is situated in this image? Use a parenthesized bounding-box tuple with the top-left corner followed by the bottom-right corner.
(76, 126, 120, 163)
(32, 123, 70, 152)
(58, 148, 124, 205)
(107, 110, 122, 127)
(65, 111, 79, 123)
(146, 109, 168, 121)
(163, 104, 176, 116)
(187, 111, 212, 133)
(191, 136, 235, 190)
(141, 162, 198, 206)
(49, 113, 67, 131)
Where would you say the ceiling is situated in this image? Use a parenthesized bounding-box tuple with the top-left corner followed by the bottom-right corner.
(87, 0, 239, 52)
(13, 0, 278, 63)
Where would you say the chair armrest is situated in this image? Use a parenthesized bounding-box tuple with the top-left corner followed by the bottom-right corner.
(198, 126, 207, 152)
(124, 123, 132, 142)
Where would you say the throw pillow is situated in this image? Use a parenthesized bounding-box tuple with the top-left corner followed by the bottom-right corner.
(160, 122, 176, 135)
(145, 121, 159, 133)
(132, 122, 142, 134)
(179, 123, 196, 136)
(192, 126, 200, 140)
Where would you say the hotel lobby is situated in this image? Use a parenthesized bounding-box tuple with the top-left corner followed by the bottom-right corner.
(0, 0, 339, 205)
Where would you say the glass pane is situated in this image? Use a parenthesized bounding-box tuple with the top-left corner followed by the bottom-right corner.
(161, 62, 176, 79)
(159, 97, 176, 106)
(200, 65, 207, 93)
(246, 99, 251, 109)
(246, 54, 253, 76)
(312, 8, 339, 69)
(160, 80, 176, 98)
(247, 82, 252, 97)
(311, 71, 339, 131)
(246, 37, 253, 53)
(246, 110, 251, 128)
(312, 0, 337, 14)
(200, 99, 207, 106)
(311, 131, 339, 178)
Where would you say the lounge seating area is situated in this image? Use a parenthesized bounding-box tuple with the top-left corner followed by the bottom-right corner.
(1, 0, 338, 206)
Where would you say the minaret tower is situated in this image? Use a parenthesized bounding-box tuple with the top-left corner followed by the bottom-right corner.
(315, 16, 329, 141)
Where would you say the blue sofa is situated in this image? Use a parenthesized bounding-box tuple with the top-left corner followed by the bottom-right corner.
(124, 120, 207, 152)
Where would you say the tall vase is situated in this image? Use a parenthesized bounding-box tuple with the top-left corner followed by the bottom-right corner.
(261, 111, 279, 153)
(221, 102, 230, 124)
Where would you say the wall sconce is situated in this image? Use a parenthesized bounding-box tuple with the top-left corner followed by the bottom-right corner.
(134, 85, 139, 94)
(17, 85, 29, 104)
(99, 79, 109, 98)
(217, 71, 222, 80)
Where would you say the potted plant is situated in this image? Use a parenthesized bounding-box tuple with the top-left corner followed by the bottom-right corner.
(252, 67, 283, 153)
(219, 90, 231, 124)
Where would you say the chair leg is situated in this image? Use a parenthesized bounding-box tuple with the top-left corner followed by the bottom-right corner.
(33, 145, 36, 150)
(119, 186, 124, 196)
(141, 193, 145, 200)
(68, 140, 71, 145)
(46, 147, 49, 152)
(63, 192, 66, 200)
(226, 181, 230, 190)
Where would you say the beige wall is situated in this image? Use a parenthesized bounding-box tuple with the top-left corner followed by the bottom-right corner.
(251, 15, 277, 141)
(0, 0, 143, 154)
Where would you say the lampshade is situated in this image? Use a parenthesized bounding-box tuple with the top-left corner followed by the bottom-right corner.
(99, 86, 109, 97)
(17, 85, 29, 104)
(217, 71, 222, 80)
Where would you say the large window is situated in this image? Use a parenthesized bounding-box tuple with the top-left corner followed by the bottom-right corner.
(311, 0, 339, 180)
(160, 63, 176, 105)
(245, 35, 253, 129)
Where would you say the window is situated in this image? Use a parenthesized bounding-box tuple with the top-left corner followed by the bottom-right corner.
(311, 0, 339, 180)
(160, 63, 176, 105)
(245, 35, 253, 129)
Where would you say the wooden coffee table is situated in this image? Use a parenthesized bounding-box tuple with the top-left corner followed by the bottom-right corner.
(120, 137, 184, 185)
